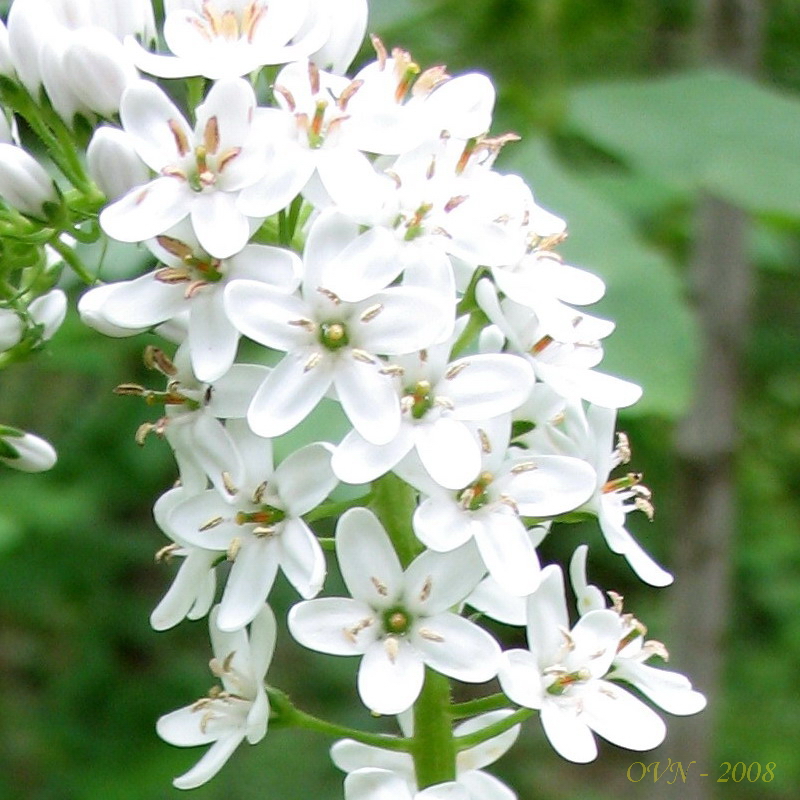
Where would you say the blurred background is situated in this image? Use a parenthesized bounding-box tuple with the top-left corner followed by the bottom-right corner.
(1, 0, 799, 798)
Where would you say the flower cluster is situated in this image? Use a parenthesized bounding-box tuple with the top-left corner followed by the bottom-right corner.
(0, 1, 705, 797)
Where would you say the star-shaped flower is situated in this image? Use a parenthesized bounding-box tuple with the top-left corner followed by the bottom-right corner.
(288, 507, 498, 715)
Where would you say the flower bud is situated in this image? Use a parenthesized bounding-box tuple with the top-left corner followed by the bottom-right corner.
(0, 143, 58, 218)
(309, 0, 368, 74)
(0, 427, 57, 472)
(63, 28, 139, 118)
(29, 289, 68, 341)
(0, 20, 15, 77)
(0, 309, 23, 351)
(87, 126, 150, 200)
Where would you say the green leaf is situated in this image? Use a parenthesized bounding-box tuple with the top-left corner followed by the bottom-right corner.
(502, 138, 697, 417)
(566, 69, 800, 216)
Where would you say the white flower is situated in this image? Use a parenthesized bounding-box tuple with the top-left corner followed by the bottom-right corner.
(332, 710, 520, 800)
(332, 336, 535, 490)
(477, 281, 642, 409)
(224, 210, 446, 444)
(157, 604, 275, 789)
(405, 417, 596, 595)
(99, 77, 272, 258)
(345, 769, 469, 800)
(165, 420, 337, 631)
(320, 137, 527, 303)
(82, 220, 301, 381)
(530, 401, 672, 587)
(130, 344, 268, 496)
(0, 426, 57, 472)
(569, 545, 707, 716)
(240, 59, 379, 216)
(127, 0, 328, 79)
(288, 507, 498, 715)
(498, 564, 666, 763)
(344, 44, 496, 155)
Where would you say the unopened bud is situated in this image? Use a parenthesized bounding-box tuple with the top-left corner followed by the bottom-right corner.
(87, 126, 150, 200)
(0, 143, 59, 218)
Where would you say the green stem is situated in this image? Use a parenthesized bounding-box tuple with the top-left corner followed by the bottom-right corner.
(48, 235, 95, 285)
(450, 310, 487, 359)
(267, 687, 412, 752)
(411, 668, 457, 788)
(453, 707, 533, 751)
(304, 493, 372, 524)
(370, 472, 421, 568)
(450, 692, 512, 720)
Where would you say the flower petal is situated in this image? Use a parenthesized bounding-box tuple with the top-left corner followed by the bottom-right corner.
(337, 507, 404, 606)
(217, 538, 280, 631)
(358, 637, 424, 715)
(191, 190, 251, 258)
(289, 597, 379, 655)
(410, 612, 501, 683)
(279, 517, 326, 599)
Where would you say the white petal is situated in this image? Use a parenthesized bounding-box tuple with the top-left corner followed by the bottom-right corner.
(150, 550, 218, 631)
(100, 177, 191, 242)
(279, 517, 326, 599)
(502, 455, 596, 518)
(226, 244, 302, 293)
(410, 613, 501, 683)
(415, 418, 481, 490)
(120, 79, 192, 171)
(610, 661, 707, 716)
(580, 681, 667, 752)
(273, 442, 336, 515)
(303, 208, 360, 287)
(224, 279, 311, 351)
(444, 354, 534, 420)
(330, 740, 413, 775)
(540, 701, 597, 763)
(404, 544, 485, 615)
(157, 705, 218, 747)
(188, 289, 240, 382)
(332, 426, 415, 485)
(358, 637, 424, 715)
(497, 649, 545, 710)
(217, 538, 280, 631)
(355, 288, 443, 355)
(101, 273, 185, 328)
(172, 731, 247, 790)
(455, 711, 520, 771)
(288, 597, 379, 655)
(246, 350, 333, 438)
(473, 511, 541, 596)
(467, 576, 527, 627)
(457, 770, 516, 800)
(344, 768, 414, 800)
(334, 356, 400, 445)
(191, 190, 251, 258)
(208, 364, 270, 418)
(526, 565, 569, 667)
(323, 226, 403, 301)
(413, 496, 476, 552)
(337, 507, 404, 606)
(598, 506, 673, 587)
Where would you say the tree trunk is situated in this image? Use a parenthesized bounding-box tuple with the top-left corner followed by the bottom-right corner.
(654, 2, 763, 799)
